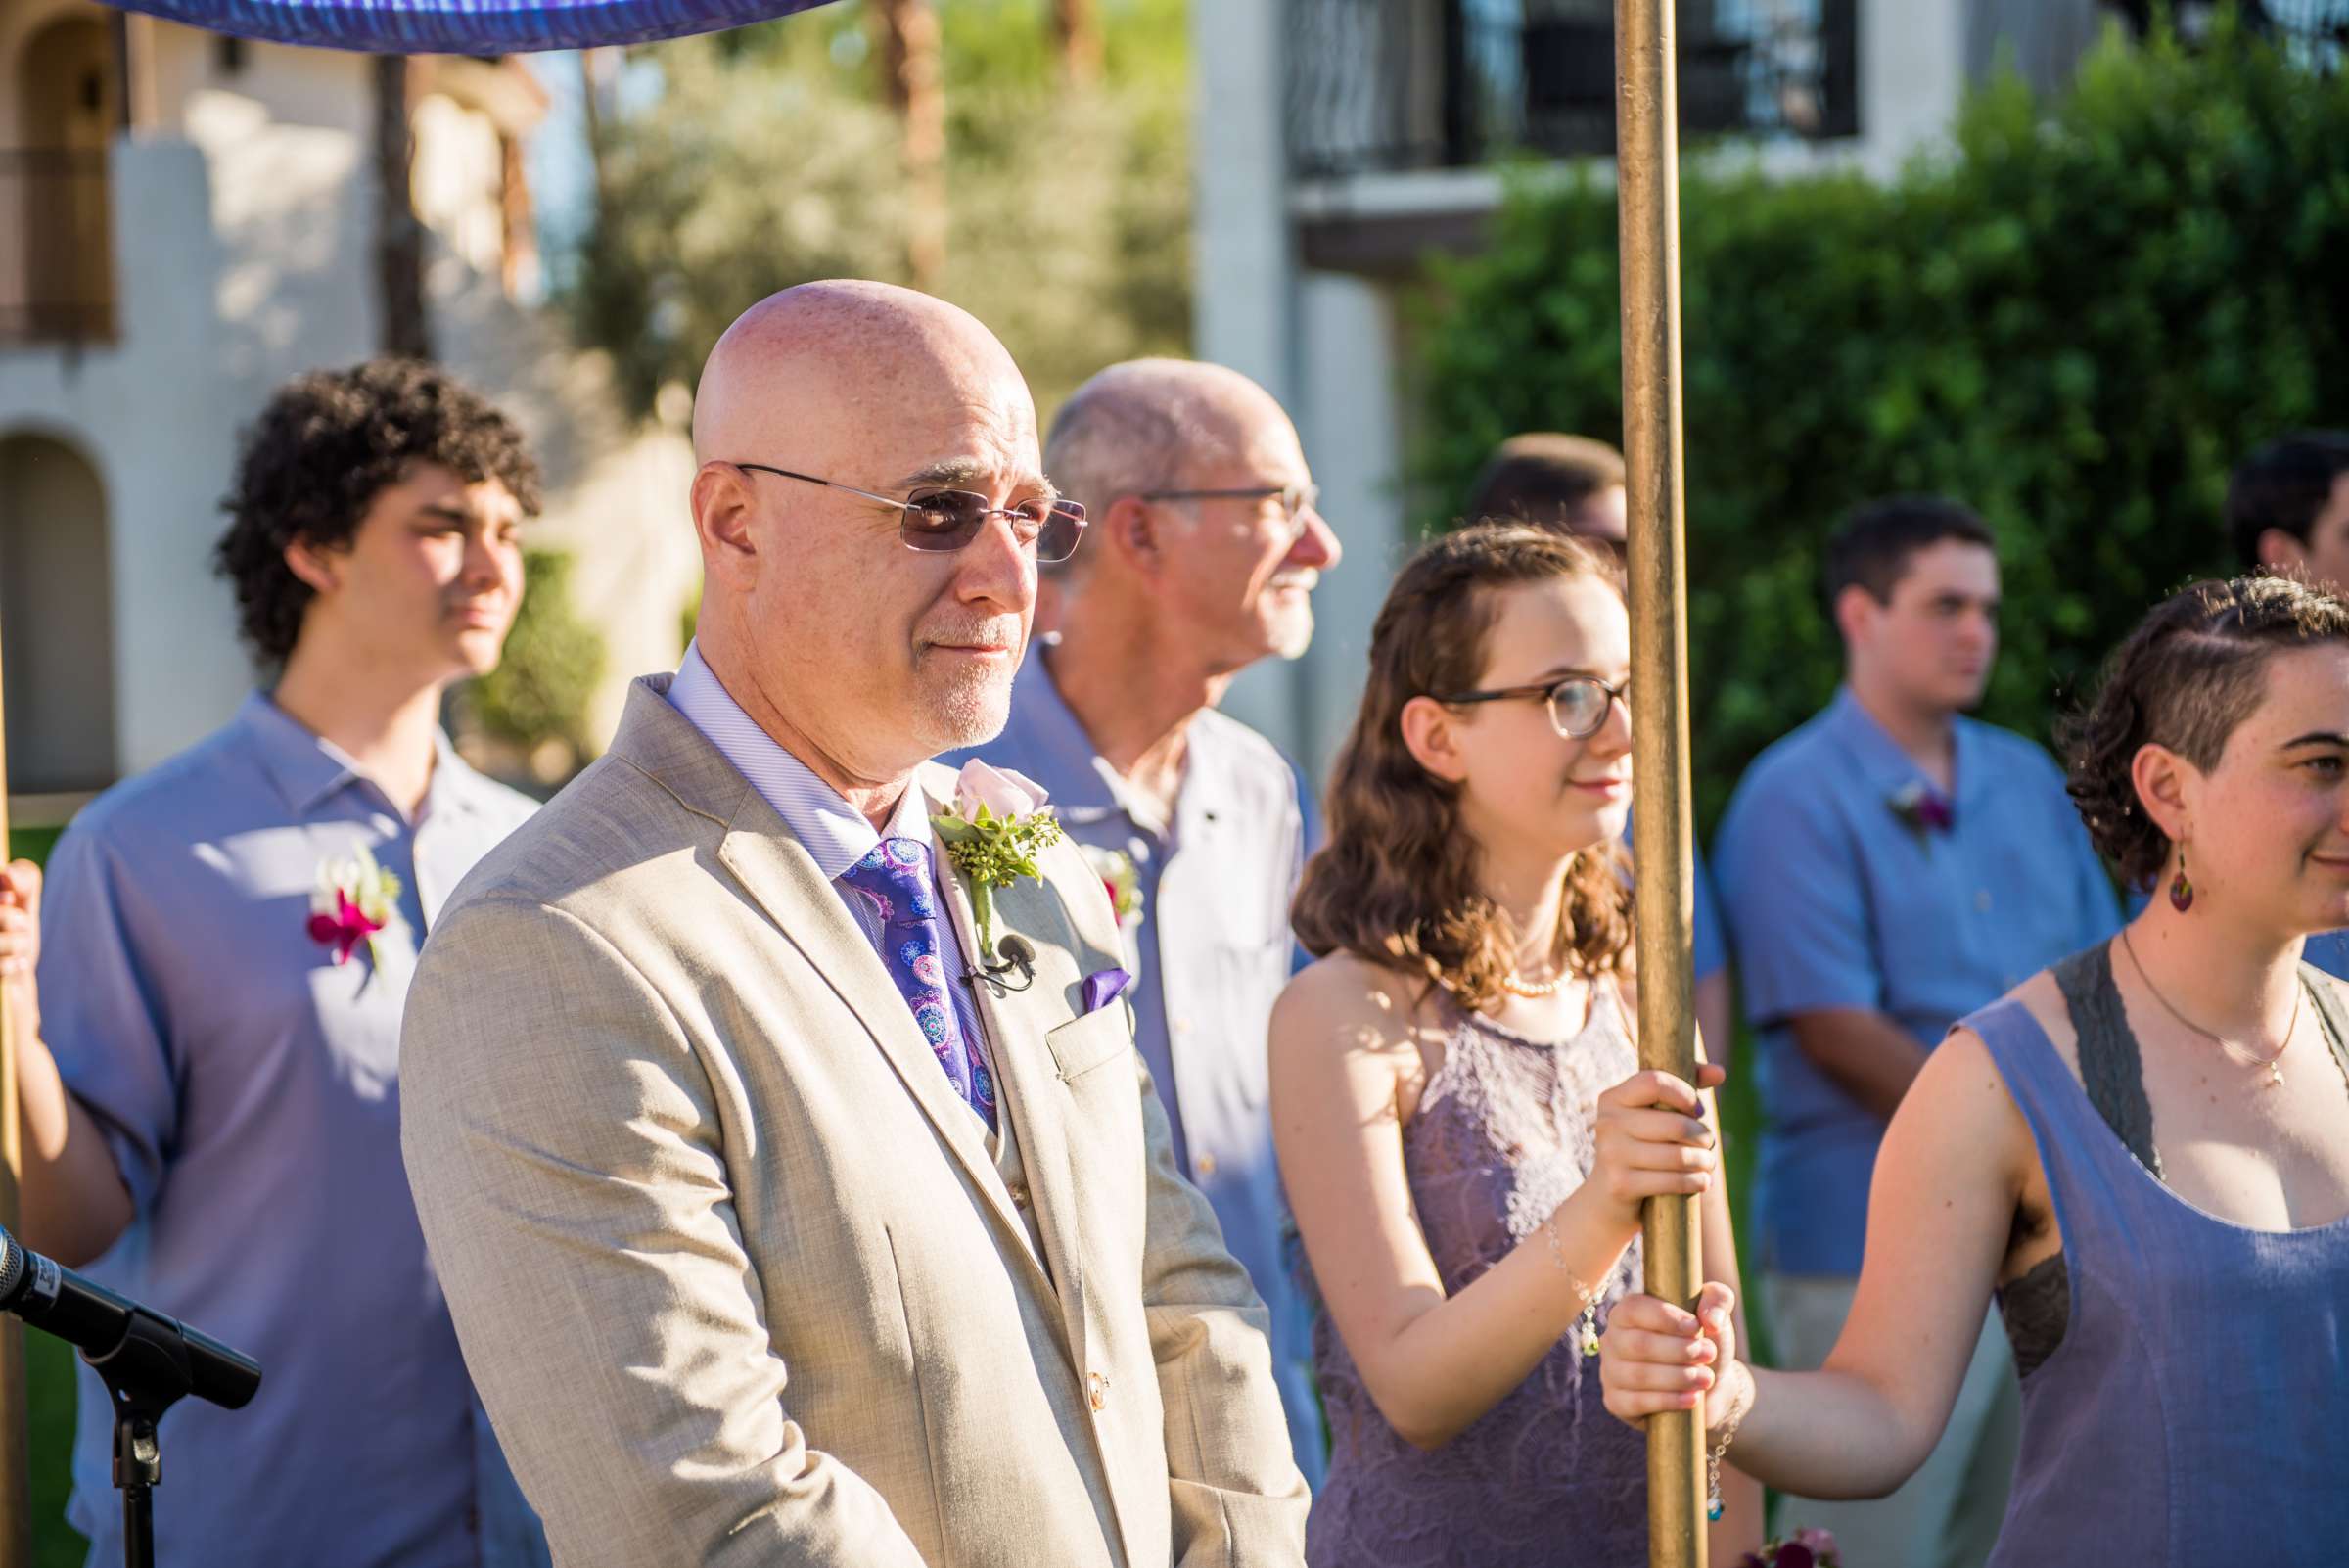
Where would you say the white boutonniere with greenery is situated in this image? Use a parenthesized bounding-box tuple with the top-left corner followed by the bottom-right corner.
(932, 761, 1063, 959)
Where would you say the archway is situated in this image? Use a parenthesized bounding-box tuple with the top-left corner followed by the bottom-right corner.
(0, 433, 117, 791)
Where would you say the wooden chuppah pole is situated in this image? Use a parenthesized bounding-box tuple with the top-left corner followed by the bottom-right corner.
(1616, 0, 1705, 1563)
(0, 638, 28, 1568)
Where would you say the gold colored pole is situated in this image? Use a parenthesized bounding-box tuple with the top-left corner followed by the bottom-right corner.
(1616, 1, 1704, 1564)
(0, 634, 28, 1568)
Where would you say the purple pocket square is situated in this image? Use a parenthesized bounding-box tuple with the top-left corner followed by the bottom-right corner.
(1082, 967, 1132, 1014)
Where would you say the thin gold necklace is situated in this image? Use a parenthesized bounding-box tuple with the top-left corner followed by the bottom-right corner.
(2119, 928, 2298, 1089)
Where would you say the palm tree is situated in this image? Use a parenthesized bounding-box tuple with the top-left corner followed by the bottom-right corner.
(1053, 0, 1102, 84)
(868, 0, 945, 289)
(373, 54, 430, 358)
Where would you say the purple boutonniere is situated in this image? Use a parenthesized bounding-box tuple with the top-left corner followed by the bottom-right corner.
(1737, 1528, 1840, 1568)
(1888, 780, 1955, 845)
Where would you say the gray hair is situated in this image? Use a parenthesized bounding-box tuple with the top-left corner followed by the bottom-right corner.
(1041, 358, 1257, 575)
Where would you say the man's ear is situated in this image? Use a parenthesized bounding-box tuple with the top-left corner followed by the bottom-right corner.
(1105, 494, 1164, 578)
(2257, 528, 2309, 573)
(283, 535, 342, 598)
(1831, 583, 1877, 648)
(691, 463, 760, 578)
(1400, 694, 1470, 784)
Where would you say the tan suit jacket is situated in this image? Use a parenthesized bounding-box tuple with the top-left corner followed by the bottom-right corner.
(400, 677, 1309, 1568)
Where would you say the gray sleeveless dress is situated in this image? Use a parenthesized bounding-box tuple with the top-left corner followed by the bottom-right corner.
(1967, 948, 2349, 1564)
(1305, 985, 1648, 1566)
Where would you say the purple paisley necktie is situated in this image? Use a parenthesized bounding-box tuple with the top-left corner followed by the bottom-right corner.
(838, 837, 997, 1130)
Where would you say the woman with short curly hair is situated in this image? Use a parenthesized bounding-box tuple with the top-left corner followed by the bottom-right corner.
(1274, 522, 1760, 1564)
(1600, 572, 2349, 1563)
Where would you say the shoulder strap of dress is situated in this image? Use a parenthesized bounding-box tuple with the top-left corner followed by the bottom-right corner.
(2053, 944, 2164, 1179)
(2298, 962, 2349, 1084)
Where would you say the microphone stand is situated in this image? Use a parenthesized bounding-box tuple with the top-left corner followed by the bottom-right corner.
(1, 1224, 258, 1568)
(84, 1307, 204, 1568)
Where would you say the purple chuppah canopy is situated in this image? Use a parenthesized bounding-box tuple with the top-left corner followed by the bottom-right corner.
(101, 0, 839, 52)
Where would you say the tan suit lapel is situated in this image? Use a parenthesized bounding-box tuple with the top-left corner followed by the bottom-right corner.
(924, 774, 1093, 1350)
(705, 786, 1051, 1286)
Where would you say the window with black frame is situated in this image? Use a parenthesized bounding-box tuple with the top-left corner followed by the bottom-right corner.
(1283, 0, 1860, 180)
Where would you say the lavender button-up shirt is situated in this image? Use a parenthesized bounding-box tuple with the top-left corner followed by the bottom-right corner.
(665, 643, 989, 1064)
(44, 693, 545, 1568)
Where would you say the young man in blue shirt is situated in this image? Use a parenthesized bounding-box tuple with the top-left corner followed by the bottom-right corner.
(2, 360, 551, 1567)
(1714, 496, 2119, 1568)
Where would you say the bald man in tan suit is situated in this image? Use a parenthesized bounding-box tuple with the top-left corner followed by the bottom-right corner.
(399, 282, 1309, 1568)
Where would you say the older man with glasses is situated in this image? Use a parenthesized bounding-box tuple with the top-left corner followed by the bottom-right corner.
(948, 357, 1342, 1484)
(400, 289, 1309, 1568)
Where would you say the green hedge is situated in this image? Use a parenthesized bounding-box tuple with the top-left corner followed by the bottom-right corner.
(1415, 18, 2349, 831)
(465, 548, 607, 770)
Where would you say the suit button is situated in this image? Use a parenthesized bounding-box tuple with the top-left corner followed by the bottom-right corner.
(1088, 1372, 1110, 1411)
(1195, 1151, 1218, 1177)
(1007, 1181, 1031, 1208)
(1173, 1016, 1194, 1035)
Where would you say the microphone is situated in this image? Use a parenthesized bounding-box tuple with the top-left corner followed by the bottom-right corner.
(962, 933, 1036, 993)
(0, 1224, 260, 1411)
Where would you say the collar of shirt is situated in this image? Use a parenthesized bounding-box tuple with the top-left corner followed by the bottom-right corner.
(667, 642, 933, 877)
(1821, 685, 1980, 812)
(236, 690, 488, 827)
(995, 639, 1184, 840)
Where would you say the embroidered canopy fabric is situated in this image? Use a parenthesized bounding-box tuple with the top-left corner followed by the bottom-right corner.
(104, 0, 837, 53)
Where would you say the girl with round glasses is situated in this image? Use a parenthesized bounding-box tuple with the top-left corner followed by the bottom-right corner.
(1599, 573, 2349, 1563)
(1272, 524, 1760, 1564)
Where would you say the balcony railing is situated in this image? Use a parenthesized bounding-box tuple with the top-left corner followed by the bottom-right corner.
(2104, 1, 2349, 68)
(0, 147, 117, 345)
(1286, 0, 1859, 181)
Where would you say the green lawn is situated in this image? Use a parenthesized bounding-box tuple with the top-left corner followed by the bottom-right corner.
(1718, 1029, 1773, 1368)
(10, 822, 87, 1565)
(26, 1334, 82, 1567)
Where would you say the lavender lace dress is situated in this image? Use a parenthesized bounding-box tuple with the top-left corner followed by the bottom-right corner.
(1305, 983, 1648, 1566)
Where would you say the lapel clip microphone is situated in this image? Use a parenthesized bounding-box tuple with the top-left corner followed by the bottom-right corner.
(966, 933, 1037, 994)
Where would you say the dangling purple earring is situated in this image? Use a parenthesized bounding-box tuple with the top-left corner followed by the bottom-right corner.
(2169, 852, 2194, 913)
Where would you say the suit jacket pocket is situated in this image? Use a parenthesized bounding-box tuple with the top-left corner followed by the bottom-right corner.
(1044, 1004, 1133, 1082)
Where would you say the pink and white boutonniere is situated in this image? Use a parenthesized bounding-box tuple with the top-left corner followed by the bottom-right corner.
(308, 844, 403, 968)
(932, 760, 1063, 959)
(1081, 844, 1144, 930)
(1887, 780, 1955, 846)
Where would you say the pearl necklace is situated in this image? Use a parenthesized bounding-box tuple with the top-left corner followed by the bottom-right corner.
(1501, 969, 1562, 999)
